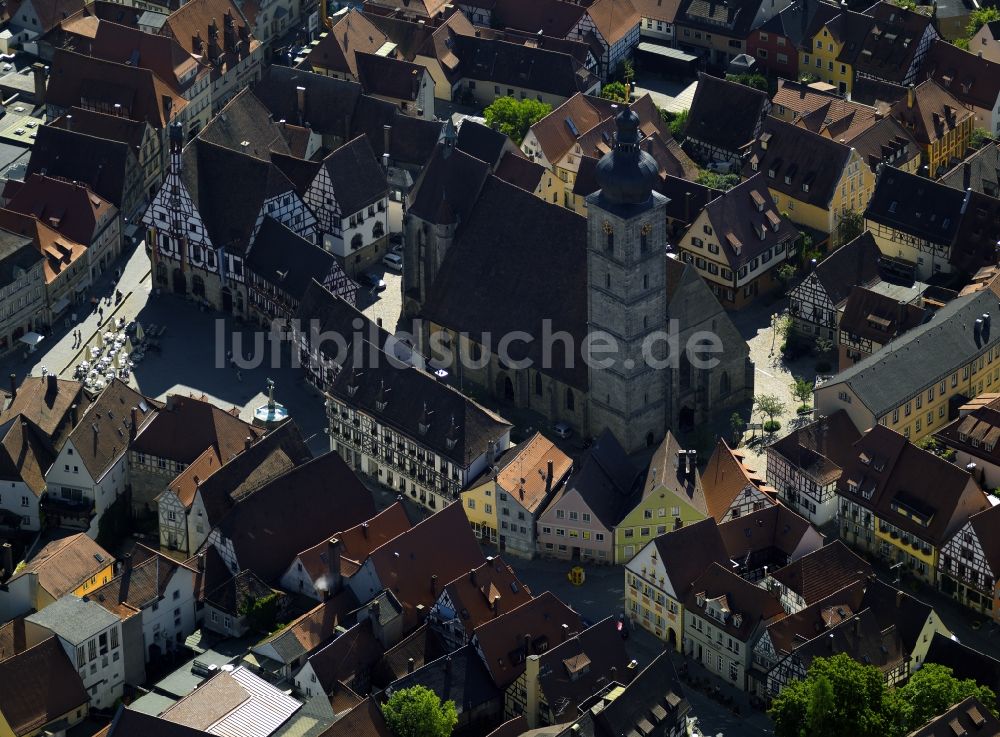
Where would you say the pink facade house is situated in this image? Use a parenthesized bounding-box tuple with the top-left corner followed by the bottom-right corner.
(536, 430, 640, 564)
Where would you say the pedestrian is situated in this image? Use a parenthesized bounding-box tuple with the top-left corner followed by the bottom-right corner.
(98, 307, 104, 321)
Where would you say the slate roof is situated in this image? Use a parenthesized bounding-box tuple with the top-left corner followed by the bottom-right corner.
(210, 451, 375, 582)
(321, 135, 388, 217)
(329, 340, 511, 467)
(26, 595, 120, 644)
(684, 562, 786, 640)
(26, 125, 132, 209)
(9, 533, 113, 599)
(246, 217, 338, 302)
(0, 637, 88, 737)
(770, 541, 873, 606)
(252, 65, 362, 137)
(473, 591, 583, 688)
(181, 138, 298, 257)
(685, 73, 768, 155)
(131, 392, 259, 464)
(406, 142, 491, 226)
(743, 116, 852, 209)
(67, 378, 156, 480)
(420, 175, 589, 389)
(197, 88, 292, 159)
(451, 35, 597, 97)
(940, 142, 1000, 198)
(817, 280, 1000, 416)
(552, 429, 640, 529)
(864, 166, 965, 245)
(383, 645, 499, 718)
(270, 152, 322, 196)
(456, 120, 513, 168)
(593, 651, 688, 737)
(361, 503, 487, 630)
(698, 173, 798, 269)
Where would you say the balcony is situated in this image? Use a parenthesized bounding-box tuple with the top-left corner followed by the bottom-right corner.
(41, 494, 95, 522)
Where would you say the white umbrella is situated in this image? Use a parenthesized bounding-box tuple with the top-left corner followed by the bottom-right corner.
(134, 321, 145, 343)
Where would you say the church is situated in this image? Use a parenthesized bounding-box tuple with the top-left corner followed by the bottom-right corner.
(415, 110, 753, 453)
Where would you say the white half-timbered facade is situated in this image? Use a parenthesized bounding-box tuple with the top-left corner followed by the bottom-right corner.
(938, 507, 1000, 622)
(142, 128, 316, 315)
(789, 271, 840, 341)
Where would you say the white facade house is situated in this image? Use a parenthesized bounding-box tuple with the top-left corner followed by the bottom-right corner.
(25, 596, 126, 710)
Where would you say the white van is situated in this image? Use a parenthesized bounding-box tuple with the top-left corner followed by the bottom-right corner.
(382, 253, 403, 271)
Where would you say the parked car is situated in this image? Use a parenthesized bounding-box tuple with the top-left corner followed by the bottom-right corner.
(360, 273, 386, 291)
(382, 253, 403, 271)
(706, 160, 734, 173)
(553, 422, 573, 439)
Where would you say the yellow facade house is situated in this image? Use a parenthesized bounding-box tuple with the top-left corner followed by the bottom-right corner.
(461, 465, 501, 544)
(742, 117, 871, 247)
(891, 79, 974, 178)
(800, 11, 873, 96)
(5, 533, 114, 614)
(815, 276, 1000, 444)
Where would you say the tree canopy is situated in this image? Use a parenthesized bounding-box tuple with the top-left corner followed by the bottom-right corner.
(483, 97, 552, 144)
(770, 655, 998, 737)
(600, 81, 629, 103)
(382, 685, 459, 737)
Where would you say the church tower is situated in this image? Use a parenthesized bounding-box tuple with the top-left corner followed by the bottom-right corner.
(585, 109, 670, 453)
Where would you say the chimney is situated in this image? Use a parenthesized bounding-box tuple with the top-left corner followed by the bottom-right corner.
(684, 191, 692, 223)
(119, 553, 133, 604)
(383, 124, 392, 156)
(445, 655, 452, 673)
(244, 436, 253, 451)
(523, 633, 531, 655)
(895, 589, 903, 608)
(295, 86, 306, 121)
(854, 617, 861, 637)
(69, 403, 78, 427)
(362, 521, 369, 538)
(961, 187, 973, 215)
(907, 83, 915, 109)
(561, 623, 569, 642)
(407, 656, 415, 673)
(828, 632, 835, 650)
(983, 313, 991, 341)
(8, 373, 15, 400)
(525, 653, 542, 728)
(492, 594, 501, 617)
(162, 95, 173, 122)
(545, 460, 554, 493)
(327, 537, 341, 585)
(31, 63, 46, 102)
(65, 114, 72, 131)
(431, 573, 438, 594)
(130, 407, 138, 440)
(975, 318, 983, 345)
(470, 567, 477, 585)
(1, 542, 12, 580)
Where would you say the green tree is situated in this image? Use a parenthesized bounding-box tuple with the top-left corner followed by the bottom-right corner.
(695, 170, 741, 190)
(620, 58, 635, 88)
(483, 97, 552, 144)
(971, 128, 992, 150)
(382, 685, 458, 737)
(790, 375, 814, 408)
(890, 0, 916, 9)
(600, 81, 629, 103)
(896, 664, 997, 732)
(777, 262, 797, 293)
(669, 108, 689, 138)
(770, 654, 890, 737)
(965, 7, 1000, 40)
(753, 394, 787, 425)
(239, 592, 281, 633)
(725, 73, 768, 91)
(730, 412, 746, 443)
(837, 209, 864, 244)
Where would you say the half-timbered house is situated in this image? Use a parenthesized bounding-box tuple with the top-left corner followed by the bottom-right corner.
(702, 439, 779, 523)
(788, 232, 884, 341)
(938, 505, 1000, 623)
(302, 135, 390, 276)
(765, 411, 861, 526)
(141, 125, 316, 316)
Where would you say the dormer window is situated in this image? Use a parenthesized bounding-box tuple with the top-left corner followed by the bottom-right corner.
(696, 592, 705, 607)
(802, 183, 810, 193)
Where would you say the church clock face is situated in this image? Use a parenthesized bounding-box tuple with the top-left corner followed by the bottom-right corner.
(602, 220, 614, 234)
(641, 223, 652, 236)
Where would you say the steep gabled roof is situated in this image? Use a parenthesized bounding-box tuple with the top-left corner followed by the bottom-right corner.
(245, 216, 339, 302)
(686, 73, 768, 155)
(805, 231, 884, 307)
(66, 378, 156, 480)
(649, 517, 730, 595)
(320, 134, 389, 216)
(437, 555, 532, 634)
(197, 88, 292, 158)
(0, 637, 88, 737)
(9, 533, 113, 599)
(770, 541, 873, 606)
(701, 439, 776, 521)
(684, 562, 786, 640)
(26, 126, 132, 209)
